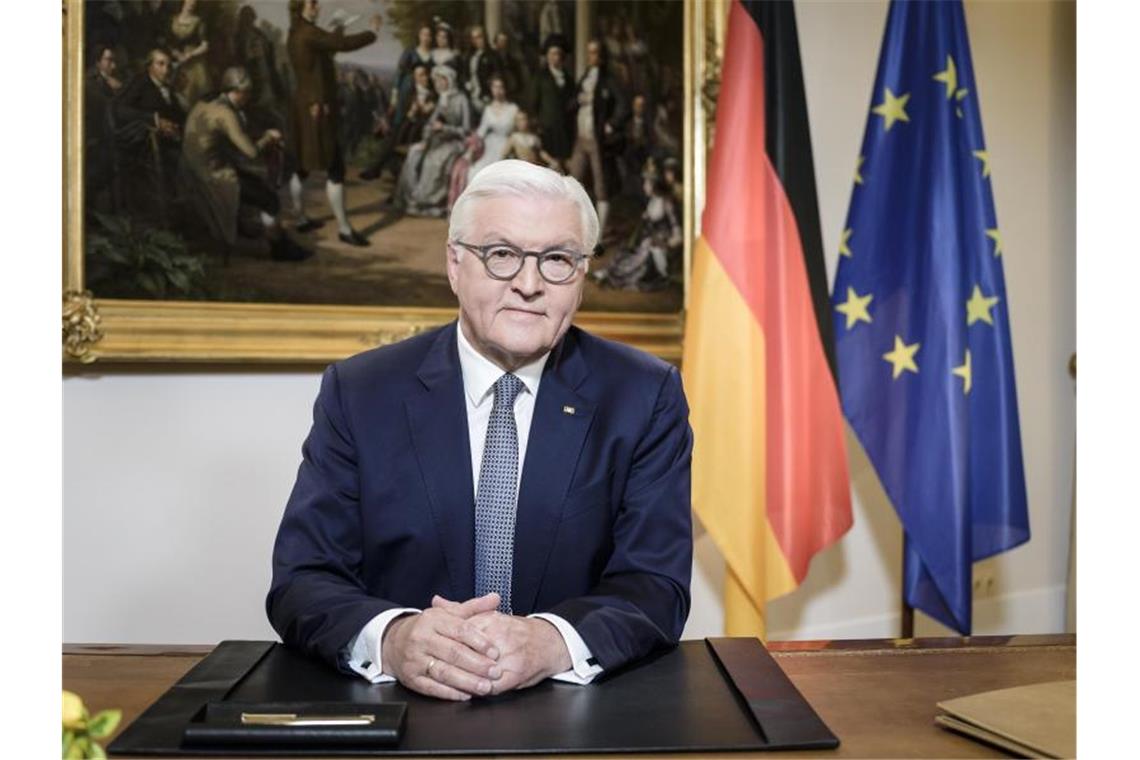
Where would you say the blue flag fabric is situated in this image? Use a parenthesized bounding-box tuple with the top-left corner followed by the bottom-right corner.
(832, 0, 1029, 634)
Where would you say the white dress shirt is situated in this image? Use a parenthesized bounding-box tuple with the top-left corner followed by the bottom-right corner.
(344, 322, 603, 685)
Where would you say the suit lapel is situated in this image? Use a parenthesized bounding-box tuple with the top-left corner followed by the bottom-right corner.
(512, 329, 594, 614)
(404, 323, 476, 601)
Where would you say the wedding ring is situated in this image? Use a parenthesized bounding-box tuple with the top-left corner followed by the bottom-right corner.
(426, 658, 436, 677)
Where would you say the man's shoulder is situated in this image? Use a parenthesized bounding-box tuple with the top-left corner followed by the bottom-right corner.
(569, 325, 675, 384)
(332, 322, 453, 389)
(188, 97, 221, 118)
(119, 74, 151, 101)
(287, 22, 314, 51)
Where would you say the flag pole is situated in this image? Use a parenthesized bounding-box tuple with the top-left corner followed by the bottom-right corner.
(900, 535, 914, 638)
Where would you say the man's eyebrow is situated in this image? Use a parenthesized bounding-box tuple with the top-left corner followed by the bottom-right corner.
(478, 234, 582, 252)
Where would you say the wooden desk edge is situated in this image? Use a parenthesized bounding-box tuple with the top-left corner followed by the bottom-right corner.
(64, 643, 215, 657)
(64, 634, 1074, 658)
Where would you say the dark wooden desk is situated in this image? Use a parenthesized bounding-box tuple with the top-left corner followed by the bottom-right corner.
(63, 635, 1075, 758)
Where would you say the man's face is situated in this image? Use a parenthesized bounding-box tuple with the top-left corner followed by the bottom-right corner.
(494, 32, 508, 52)
(447, 194, 586, 370)
(586, 41, 600, 67)
(546, 46, 563, 69)
(302, 0, 319, 23)
(471, 29, 485, 50)
(98, 48, 116, 77)
(231, 88, 251, 108)
(149, 52, 171, 83)
(632, 94, 646, 116)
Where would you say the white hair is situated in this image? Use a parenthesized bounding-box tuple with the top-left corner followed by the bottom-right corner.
(448, 160, 599, 255)
(432, 64, 457, 89)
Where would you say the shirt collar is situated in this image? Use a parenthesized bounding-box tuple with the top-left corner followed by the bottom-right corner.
(456, 319, 549, 407)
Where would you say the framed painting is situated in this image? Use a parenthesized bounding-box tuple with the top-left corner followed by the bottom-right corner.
(63, 0, 716, 363)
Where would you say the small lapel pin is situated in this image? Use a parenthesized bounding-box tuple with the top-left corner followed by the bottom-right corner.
(562, 405, 576, 415)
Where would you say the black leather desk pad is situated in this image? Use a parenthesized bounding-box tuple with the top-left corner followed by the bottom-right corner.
(109, 638, 838, 756)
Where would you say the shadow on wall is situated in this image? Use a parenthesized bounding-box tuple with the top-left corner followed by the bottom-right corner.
(767, 426, 903, 639)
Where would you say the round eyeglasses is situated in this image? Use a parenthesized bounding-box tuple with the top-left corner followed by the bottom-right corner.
(451, 240, 587, 284)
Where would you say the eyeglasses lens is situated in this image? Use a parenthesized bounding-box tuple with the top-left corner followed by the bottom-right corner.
(483, 247, 577, 283)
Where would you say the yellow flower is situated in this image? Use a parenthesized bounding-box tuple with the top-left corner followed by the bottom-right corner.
(62, 690, 85, 729)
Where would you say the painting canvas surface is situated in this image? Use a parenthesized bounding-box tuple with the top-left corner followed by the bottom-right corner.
(81, 0, 685, 314)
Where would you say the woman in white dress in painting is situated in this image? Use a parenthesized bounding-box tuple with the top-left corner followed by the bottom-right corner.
(469, 76, 518, 178)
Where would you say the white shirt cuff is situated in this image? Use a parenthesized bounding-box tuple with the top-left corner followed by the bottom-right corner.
(529, 612, 603, 684)
(344, 608, 420, 683)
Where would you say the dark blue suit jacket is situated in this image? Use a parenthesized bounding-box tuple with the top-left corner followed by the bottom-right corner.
(267, 321, 693, 674)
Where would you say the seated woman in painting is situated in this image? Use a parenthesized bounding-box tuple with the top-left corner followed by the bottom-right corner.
(360, 63, 436, 181)
(447, 74, 518, 205)
(394, 65, 471, 217)
(593, 163, 681, 290)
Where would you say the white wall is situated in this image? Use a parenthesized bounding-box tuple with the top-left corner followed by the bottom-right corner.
(62, 0, 1075, 644)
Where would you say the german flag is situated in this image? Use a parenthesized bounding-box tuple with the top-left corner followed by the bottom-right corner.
(682, 0, 852, 637)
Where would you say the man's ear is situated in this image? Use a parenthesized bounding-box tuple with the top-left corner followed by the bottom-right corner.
(445, 245, 461, 295)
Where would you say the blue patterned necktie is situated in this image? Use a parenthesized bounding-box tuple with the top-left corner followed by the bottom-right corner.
(474, 373, 525, 614)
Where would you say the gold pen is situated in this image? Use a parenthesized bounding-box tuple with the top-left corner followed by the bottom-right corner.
(241, 712, 376, 727)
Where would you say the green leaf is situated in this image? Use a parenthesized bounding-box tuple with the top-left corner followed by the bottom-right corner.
(62, 730, 74, 757)
(105, 215, 129, 237)
(89, 740, 107, 759)
(96, 242, 129, 265)
(138, 272, 164, 297)
(167, 269, 191, 293)
(65, 736, 87, 759)
(87, 710, 121, 739)
(176, 256, 206, 277)
(151, 230, 184, 250)
(107, 249, 130, 265)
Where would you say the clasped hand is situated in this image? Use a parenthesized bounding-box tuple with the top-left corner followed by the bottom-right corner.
(380, 592, 572, 701)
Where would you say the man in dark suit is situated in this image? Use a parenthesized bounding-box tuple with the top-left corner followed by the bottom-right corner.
(115, 48, 186, 222)
(569, 39, 629, 245)
(285, 0, 380, 246)
(529, 35, 575, 169)
(492, 31, 526, 102)
(116, 48, 185, 144)
(268, 160, 693, 700)
(85, 44, 124, 211)
(462, 25, 502, 117)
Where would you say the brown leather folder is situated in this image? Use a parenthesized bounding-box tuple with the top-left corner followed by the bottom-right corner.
(935, 680, 1076, 758)
(108, 638, 839, 755)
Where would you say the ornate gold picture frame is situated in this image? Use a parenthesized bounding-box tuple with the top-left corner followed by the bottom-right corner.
(63, 0, 719, 364)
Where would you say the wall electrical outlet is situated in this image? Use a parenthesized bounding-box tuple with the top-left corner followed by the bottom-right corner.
(972, 569, 997, 598)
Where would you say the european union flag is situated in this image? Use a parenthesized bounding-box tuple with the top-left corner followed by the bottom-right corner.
(832, 0, 1029, 634)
